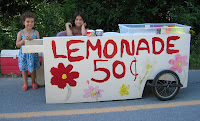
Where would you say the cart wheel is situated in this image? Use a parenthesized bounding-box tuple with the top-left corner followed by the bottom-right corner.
(152, 70, 181, 101)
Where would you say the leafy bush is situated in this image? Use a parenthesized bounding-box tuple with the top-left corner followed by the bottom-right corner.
(0, 0, 76, 51)
(189, 32, 200, 69)
(168, 1, 200, 69)
(70, 0, 176, 31)
(0, 0, 200, 69)
(34, 0, 76, 37)
(0, 20, 18, 51)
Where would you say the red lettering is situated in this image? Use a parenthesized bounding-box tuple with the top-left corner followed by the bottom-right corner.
(152, 37, 164, 55)
(113, 60, 126, 78)
(167, 36, 180, 54)
(121, 39, 135, 57)
(52, 40, 67, 58)
(86, 39, 102, 59)
(91, 60, 110, 83)
(130, 57, 138, 81)
(67, 40, 84, 62)
(136, 39, 150, 55)
(103, 40, 117, 58)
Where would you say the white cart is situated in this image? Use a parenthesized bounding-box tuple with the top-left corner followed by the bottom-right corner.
(22, 23, 191, 103)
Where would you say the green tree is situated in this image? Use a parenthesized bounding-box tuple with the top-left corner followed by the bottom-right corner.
(0, 0, 200, 69)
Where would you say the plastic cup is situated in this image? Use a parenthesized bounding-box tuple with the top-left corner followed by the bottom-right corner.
(87, 30, 95, 37)
(95, 29, 104, 36)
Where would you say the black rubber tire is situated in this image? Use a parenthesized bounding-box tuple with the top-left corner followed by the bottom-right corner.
(152, 70, 181, 101)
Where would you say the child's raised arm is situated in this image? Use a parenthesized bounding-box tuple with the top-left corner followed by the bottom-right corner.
(81, 22, 88, 36)
(65, 23, 73, 36)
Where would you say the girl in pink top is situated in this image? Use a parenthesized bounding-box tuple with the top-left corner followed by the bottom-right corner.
(65, 11, 89, 36)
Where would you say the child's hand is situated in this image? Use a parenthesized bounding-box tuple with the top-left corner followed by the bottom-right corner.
(66, 23, 72, 28)
(83, 22, 87, 27)
(25, 36, 34, 40)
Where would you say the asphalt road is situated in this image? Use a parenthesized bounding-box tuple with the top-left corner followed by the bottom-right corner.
(0, 70, 200, 121)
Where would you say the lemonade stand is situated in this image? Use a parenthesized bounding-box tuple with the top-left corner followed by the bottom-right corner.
(22, 23, 191, 103)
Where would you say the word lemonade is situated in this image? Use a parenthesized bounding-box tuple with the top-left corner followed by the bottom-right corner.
(51, 35, 180, 83)
(52, 36, 180, 62)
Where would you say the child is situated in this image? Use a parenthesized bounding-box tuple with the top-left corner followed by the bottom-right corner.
(65, 11, 89, 36)
(16, 12, 40, 91)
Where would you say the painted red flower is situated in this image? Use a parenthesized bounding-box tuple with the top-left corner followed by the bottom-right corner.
(50, 63, 79, 89)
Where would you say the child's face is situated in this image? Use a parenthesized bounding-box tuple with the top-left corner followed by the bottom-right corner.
(23, 18, 35, 29)
(75, 16, 84, 27)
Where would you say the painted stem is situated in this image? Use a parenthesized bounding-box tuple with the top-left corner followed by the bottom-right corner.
(95, 95, 98, 101)
(65, 84, 71, 102)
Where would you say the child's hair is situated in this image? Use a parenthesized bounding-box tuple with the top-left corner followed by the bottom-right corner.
(71, 11, 88, 28)
(20, 11, 36, 24)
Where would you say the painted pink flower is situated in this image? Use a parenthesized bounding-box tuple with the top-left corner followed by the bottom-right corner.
(169, 54, 188, 73)
(50, 63, 79, 89)
(83, 86, 103, 100)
